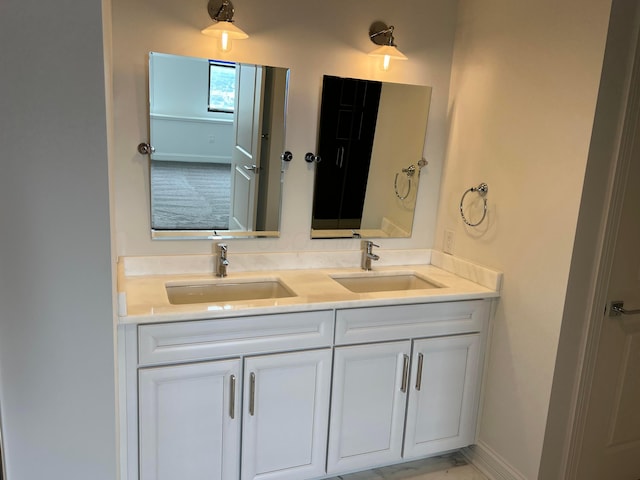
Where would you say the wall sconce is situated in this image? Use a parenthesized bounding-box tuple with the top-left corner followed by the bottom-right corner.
(368, 21, 407, 71)
(201, 0, 249, 53)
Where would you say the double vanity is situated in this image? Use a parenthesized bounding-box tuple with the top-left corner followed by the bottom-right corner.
(117, 249, 501, 480)
(117, 22, 501, 480)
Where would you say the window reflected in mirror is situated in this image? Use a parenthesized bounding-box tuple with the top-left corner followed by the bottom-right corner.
(208, 61, 236, 113)
(147, 52, 289, 239)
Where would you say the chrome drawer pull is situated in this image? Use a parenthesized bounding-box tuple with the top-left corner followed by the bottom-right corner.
(229, 375, 236, 419)
(400, 354, 409, 393)
(415, 353, 424, 391)
(249, 372, 256, 416)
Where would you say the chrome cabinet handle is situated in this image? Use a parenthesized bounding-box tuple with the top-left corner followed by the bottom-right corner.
(229, 374, 236, 419)
(415, 353, 424, 391)
(611, 301, 640, 316)
(336, 146, 345, 168)
(243, 165, 260, 174)
(249, 372, 256, 416)
(400, 354, 409, 393)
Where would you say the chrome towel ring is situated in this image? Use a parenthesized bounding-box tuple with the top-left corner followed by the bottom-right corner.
(394, 159, 428, 200)
(460, 183, 489, 227)
(394, 165, 415, 200)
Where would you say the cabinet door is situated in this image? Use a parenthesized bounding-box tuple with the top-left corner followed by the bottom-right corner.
(241, 349, 332, 480)
(327, 341, 411, 474)
(138, 359, 241, 480)
(403, 334, 481, 458)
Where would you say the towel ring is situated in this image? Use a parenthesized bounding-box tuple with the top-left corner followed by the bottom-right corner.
(459, 183, 489, 227)
(394, 172, 412, 200)
(394, 160, 427, 200)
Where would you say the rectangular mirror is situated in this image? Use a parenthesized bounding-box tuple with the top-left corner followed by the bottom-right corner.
(311, 75, 432, 239)
(148, 52, 289, 240)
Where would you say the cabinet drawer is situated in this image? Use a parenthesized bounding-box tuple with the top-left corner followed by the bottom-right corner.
(335, 300, 490, 345)
(138, 310, 334, 365)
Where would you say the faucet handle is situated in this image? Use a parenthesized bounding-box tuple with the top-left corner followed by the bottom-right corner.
(360, 240, 380, 271)
(216, 243, 229, 277)
(362, 240, 380, 252)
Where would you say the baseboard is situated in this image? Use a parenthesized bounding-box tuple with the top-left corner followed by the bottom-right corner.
(461, 442, 528, 480)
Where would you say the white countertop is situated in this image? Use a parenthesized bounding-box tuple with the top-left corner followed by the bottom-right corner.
(117, 250, 502, 324)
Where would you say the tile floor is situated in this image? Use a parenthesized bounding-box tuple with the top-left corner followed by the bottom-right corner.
(328, 453, 489, 480)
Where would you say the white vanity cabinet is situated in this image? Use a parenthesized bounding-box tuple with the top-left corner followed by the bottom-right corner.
(241, 348, 332, 480)
(123, 310, 334, 480)
(327, 300, 489, 475)
(121, 299, 491, 480)
(327, 341, 411, 472)
(403, 334, 480, 459)
(138, 359, 241, 480)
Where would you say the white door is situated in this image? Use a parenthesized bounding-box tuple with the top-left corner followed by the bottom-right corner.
(327, 341, 411, 474)
(229, 63, 264, 230)
(241, 349, 332, 480)
(403, 334, 481, 459)
(576, 95, 640, 478)
(138, 359, 241, 480)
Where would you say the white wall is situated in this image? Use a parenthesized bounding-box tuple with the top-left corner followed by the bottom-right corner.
(111, 0, 458, 255)
(0, 0, 117, 479)
(149, 52, 214, 118)
(434, 1, 612, 478)
(149, 52, 234, 163)
(363, 83, 432, 234)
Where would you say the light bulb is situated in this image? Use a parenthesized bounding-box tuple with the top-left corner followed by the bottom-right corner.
(219, 31, 231, 52)
(382, 55, 391, 71)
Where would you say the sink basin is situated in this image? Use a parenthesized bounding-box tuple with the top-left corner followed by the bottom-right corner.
(166, 278, 296, 305)
(331, 272, 442, 294)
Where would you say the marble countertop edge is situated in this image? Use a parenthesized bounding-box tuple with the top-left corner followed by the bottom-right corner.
(117, 258, 501, 325)
(119, 290, 500, 325)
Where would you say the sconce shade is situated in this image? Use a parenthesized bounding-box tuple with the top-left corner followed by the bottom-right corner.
(368, 44, 408, 60)
(201, 20, 249, 39)
(201, 20, 248, 52)
(368, 44, 407, 71)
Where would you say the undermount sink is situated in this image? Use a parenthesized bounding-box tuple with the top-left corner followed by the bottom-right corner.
(166, 278, 296, 305)
(331, 272, 443, 294)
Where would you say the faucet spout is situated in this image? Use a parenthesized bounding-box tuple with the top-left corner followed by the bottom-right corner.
(216, 243, 229, 277)
(361, 240, 380, 271)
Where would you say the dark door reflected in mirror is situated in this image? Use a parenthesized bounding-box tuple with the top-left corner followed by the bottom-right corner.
(313, 76, 382, 230)
(311, 75, 432, 239)
(148, 52, 289, 240)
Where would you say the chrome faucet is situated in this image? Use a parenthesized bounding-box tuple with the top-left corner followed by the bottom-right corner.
(361, 240, 380, 271)
(216, 243, 229, 277)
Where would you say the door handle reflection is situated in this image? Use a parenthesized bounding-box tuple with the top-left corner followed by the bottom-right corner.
(610, 301, 640, 316)
(243, 165, 260, 174)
